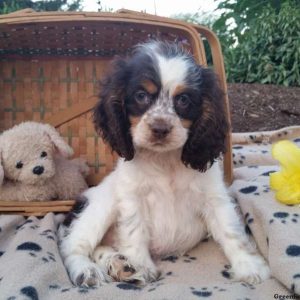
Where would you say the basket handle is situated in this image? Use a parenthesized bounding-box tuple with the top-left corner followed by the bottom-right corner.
(6, 8, 35, 15)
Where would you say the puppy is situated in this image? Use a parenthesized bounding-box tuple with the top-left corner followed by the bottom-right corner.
(58, 41, 270, 287)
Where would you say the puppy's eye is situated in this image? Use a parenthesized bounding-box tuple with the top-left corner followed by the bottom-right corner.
(175, 94, 191, 108)
(41, 151, 47, 158)
(16, 161, 23, 169)
(134, 90, 150, 104)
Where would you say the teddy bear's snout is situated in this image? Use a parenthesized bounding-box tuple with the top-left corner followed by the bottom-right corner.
(32, 166, 45, 176)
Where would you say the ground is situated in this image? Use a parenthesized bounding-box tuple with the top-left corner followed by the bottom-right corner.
(228, 83, 300, 132)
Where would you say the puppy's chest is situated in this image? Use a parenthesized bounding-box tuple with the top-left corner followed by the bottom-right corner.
(141, 176, 207, 256)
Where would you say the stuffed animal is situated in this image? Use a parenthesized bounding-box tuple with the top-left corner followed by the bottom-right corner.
(0, 122, 89, 201)
(270, 140, 300, 205)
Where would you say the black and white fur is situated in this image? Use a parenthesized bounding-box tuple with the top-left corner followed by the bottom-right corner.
(58, 41, 270, 287)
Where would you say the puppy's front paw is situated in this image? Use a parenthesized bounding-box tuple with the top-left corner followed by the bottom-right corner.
(66, 256, 109, 287)
(232, 254, 270, 284)
(75, 265, 106, 287)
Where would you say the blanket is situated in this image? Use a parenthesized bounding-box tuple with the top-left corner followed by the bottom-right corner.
(1, 126, 300, 300)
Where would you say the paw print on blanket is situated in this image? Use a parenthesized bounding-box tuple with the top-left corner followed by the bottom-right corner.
(232, 151, 246, 166)
(39, 229, 56, 241)
(116, 283, 142, 291)
(269, 212, 299, 224)
(292, 274, 300, 294)
(284, 245, 300, 294)
(190, 285, 229, 298)
(239, 185, 258, 194)
(244, 213, 254, 235)
(16, 241, 56, 263)
(221, 264, 232, 280)
(147, 277, 165, 292)
(239, 184, 270, 196)
(8, 286, 39, 300)
(183, 253, 197, 263)
(15, 219, 34, 232)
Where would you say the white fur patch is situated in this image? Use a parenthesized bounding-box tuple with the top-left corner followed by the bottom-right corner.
(156, 54, 189, 95)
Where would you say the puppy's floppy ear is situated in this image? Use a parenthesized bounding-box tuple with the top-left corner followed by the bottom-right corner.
(182, 67, 229, 172)
(93, 58, 134, 160)
(42, 124, 74, 158)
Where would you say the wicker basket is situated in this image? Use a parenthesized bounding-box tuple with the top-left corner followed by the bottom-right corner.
(0, 9, 232, 216)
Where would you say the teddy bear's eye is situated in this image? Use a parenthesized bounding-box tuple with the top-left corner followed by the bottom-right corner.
(41, 151, 47, 158)
(16, 161, 23, 169)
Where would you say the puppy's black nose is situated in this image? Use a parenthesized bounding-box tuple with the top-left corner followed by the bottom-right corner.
(33, 166, 44, 175)
(150, 120, 172, 139)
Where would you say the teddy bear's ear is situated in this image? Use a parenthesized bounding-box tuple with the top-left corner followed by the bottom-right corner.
(43, 124, 74, 158)
(0, 148, 4, 186)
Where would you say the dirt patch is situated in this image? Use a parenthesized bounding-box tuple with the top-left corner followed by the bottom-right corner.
(228, 83, 300, 132)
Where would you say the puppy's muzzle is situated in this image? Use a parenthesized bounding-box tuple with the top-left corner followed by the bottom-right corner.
(149, 119, 173, 140)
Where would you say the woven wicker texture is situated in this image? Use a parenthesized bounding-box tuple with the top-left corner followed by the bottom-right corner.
(0, 21, 192, 57)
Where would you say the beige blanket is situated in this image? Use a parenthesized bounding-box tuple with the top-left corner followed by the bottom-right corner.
(1, 127, 300, 300)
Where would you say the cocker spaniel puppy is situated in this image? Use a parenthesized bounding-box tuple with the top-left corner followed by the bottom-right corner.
(59, 41, 270, 287)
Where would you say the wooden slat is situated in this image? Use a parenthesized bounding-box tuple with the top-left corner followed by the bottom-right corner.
(0, 200, 75, 207)
(0, 206, 71, 212)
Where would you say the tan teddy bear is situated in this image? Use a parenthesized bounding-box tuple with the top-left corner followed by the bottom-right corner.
(0, 122, 89, 201)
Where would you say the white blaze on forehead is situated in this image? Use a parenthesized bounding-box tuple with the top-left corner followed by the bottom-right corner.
(156, 54, 189, 95)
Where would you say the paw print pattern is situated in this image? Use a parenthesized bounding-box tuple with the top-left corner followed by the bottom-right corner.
(269, 212, 299, 224)
(161, 255, 178, 263)
(20, 286, 39, 300)
(292, 274, 300, 294)
(116, 283, 141, 291)
(221, 264, 232, 280)
(260, 170, 276, 177)
(191, 286, 212, 297)
(233, 152, 247, 166)
(244, 212, 254, 225)
(183, 253, 197, 263)
(244, 213, 253, 235)
(40, 229, 56, 241)
(239, 186, 258, 194)
(16, 219, 33, 231)
(147, 279, 165, 292)
(286, 245, 300, 257)
(16, 241, 56, 264)
(190, 285, 228, 298)
(16, 242, 42, 252)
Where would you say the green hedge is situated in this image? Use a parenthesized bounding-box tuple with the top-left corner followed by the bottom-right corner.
(225, 2, 300, 86)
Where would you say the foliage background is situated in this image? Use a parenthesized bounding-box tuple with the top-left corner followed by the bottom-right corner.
(175, 0, 300, 86)
(0, 0, 83, 14)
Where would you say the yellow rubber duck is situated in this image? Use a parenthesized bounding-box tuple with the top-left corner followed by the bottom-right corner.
(270, 140, 300, 204)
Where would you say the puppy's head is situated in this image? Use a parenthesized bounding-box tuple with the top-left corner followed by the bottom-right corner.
(94, 41, 228, 171)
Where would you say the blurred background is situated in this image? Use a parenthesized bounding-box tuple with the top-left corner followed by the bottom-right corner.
(1, 0, 299, 132)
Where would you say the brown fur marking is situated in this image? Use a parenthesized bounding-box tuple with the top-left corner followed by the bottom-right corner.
(172, 85, 187, 97)
(129, 116, 142, 128)
(141, 80, 158, 94)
